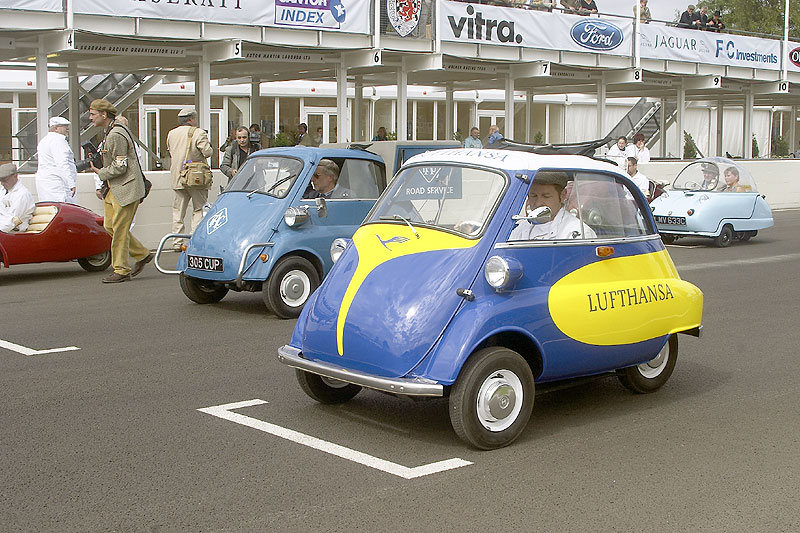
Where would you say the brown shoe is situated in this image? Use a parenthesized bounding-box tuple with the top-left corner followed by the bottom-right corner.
(131, 252, 154, 277)
(102, 272, 131, 283)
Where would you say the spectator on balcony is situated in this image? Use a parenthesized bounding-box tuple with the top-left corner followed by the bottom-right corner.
(578, 0, 598, 15)
(560, 0, 580, 14)
(527, 0, 555, 11)
(705, 10, 725, 32)
(678, 5, 701, 28)
(697, 6, 710, 29)
(633, 0, 651, 23)
(626, 132, 651, 163)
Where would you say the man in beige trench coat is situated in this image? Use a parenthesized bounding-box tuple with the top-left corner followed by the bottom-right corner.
(167, 107, 213, 250)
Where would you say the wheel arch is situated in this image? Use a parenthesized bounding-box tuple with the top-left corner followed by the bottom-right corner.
(472, 329, 544, 380)
(271, 248, 324, 281)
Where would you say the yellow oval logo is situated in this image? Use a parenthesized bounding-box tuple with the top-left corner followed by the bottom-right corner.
(549, 250, 703, 346)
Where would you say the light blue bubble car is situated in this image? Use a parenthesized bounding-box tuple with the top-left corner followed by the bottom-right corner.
(651, 157, 774, 247)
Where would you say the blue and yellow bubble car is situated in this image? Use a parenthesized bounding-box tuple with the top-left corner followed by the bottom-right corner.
(278, 146, 704, 449)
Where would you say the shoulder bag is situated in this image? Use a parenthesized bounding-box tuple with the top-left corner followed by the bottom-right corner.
(179, 127, 213, 189)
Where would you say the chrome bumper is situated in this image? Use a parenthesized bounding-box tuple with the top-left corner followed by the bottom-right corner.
(278, 345, 444, 397)
(154, 233, 191, 274)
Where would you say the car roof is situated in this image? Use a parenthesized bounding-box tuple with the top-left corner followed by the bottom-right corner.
(404, 148, 625, 175)
(250, 146, 384, 163)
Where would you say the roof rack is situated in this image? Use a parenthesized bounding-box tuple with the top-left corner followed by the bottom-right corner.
(490, 137, 612, 157)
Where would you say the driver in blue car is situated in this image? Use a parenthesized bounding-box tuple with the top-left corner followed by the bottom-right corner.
(509, 170, 596, 240)
(302, 158, 352, 199)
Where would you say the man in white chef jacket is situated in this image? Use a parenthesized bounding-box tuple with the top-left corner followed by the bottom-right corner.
(35, 116, 78, 203)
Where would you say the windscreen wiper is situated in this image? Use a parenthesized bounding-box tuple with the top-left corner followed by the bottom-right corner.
(379, 214, 420, 239)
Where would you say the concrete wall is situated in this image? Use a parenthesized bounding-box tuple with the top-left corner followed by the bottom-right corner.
(18, 160, 800, 250)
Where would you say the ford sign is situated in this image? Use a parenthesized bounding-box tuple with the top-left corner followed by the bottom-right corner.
(570, 19, 623, 51)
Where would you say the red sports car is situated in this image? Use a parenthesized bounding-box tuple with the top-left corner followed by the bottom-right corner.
(0, 202, 111, 272)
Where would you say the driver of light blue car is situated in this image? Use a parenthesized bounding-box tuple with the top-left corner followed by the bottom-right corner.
(509, 170, 597, 240)
(302, 158, 352, 199)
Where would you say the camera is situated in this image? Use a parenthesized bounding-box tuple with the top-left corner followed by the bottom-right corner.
(249, 131, 262, 150)
(75, 141, 103, 172)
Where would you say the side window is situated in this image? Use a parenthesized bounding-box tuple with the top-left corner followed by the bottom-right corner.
(338, 159, 386, 199)
(567, 172, 651, 238)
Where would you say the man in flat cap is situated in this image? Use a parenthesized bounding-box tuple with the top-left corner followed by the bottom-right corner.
(509, 170, 596, 241)
(35, 115, 78, 203)
(0, 163, 35, 233)
(89, 98, 153, 283)
(166, 107, 213, 250)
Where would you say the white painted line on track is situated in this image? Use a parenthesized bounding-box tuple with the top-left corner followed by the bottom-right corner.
(676, 252, 800, 272)
(0, 339, 80, 356)
(198, 399, 472, 479)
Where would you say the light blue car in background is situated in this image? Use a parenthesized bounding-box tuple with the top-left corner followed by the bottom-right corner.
(651, 157, 774, 247)
(155, 142, 458, 318)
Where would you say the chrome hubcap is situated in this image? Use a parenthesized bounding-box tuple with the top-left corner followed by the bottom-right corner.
(279, 269, 310, 307)
(476, 370, 523, 432)
(86, 251, 109, 266)
(638, 341, 670, 379)
(320, 376, 349, 389)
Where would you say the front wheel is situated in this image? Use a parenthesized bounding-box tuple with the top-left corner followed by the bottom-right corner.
(179, 274, 229, 304)
(263, 256, 320, 319)
(617, 334, 678, 394)
(714, 225, 734, 247)
(296, 370, 362, 404)
(78, 251, 111, 272)
(449, 347, 535, 450)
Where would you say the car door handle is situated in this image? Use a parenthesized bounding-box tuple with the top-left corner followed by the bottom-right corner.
(595, 246, 615, 258)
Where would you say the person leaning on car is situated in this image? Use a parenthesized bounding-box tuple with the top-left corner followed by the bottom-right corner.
(509, 171, 596, 241)
(0, 163, 35, 233)
(88, 98, 153, 284)
(220, 126, 259, 184)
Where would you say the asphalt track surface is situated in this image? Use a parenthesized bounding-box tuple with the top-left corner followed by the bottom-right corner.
(2, 210, 799, 532)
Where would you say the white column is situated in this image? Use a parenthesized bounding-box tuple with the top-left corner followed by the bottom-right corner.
(525, 91, 533, 143)
(660, 97, 667, 157)
(545, 103, 551, 144)
(68, 63, 80, 155)
(676, 84, 685, 159)
(743, 90, 754, 158)
(36, 36, 49, 142)
(445, 83, 454, 141)
(397, 65, 408, 141)
(790, 106, 797, 156)
(412, 100, 418, 140)
(596, 80, 606, 140)
(354, 76, 364, 141)
(250, 79, 261, 128)
(432, 100, 438, 140)
(274, 97, 280, 136)
(197, 60, 211, 130)
(505, 73, 514, 139)
(337, 59, 348, 142)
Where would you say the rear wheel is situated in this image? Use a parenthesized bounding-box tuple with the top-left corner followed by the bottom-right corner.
(264, 256, 320, 319)
(449, 347, 535, 450)
(296, 370, 362, 404)
(714, 225, 734, 247)
(78, 251, 111, 272)
(741, 230, 757, 241)
(179, 274, 229, 304)
(617, 334, 678, 393)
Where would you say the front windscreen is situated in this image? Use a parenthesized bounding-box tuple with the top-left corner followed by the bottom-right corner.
(366, 164, 507, 237)
(672, 158, 758, 193)
(225, 156, 304, 198)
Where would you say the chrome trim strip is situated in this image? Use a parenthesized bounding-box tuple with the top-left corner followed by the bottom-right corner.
(235, 242, 275, 288)
(495, 234, 661, 249)
(278, 345, 444, 397)
(154, 233, 192, 274)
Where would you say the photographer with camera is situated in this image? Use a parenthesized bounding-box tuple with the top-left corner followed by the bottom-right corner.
(220, 126, 260, 185)
(35, 116, 78, 204)
(88, 98, 152, 284)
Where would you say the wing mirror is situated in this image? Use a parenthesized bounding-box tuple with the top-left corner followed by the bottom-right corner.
(315, 197, 328, 218)
(512, 205, 553, 225)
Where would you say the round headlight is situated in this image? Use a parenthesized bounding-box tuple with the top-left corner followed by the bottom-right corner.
(485, 255, 524, 291)
(283, 206, 309, 227)
(330, 238, 349, 263)
(485, 256, 510, 289)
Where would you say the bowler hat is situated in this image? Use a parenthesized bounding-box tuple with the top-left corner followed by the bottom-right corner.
(0, 162, 17, 180)
(90, 98, 117, 116)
